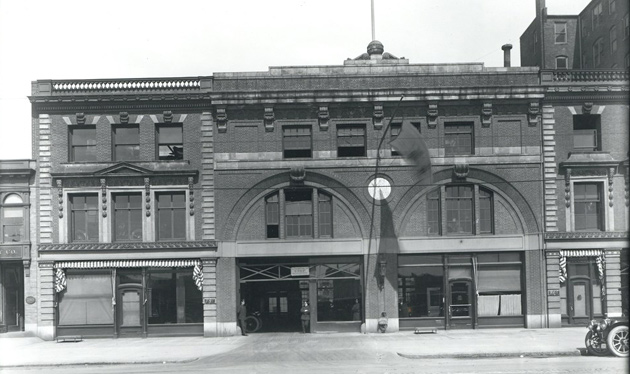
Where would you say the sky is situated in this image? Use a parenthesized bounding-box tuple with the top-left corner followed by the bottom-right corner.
(0, 0, 592, 160)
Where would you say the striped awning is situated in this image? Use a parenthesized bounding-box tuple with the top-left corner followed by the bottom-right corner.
(560, 249, 603, 257)
(54, 259, 200, 269)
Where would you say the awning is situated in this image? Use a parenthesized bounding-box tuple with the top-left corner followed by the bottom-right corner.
(54, 259, 200, 269)
(560, 249, 604, 257)
(558, 250, 605, 296)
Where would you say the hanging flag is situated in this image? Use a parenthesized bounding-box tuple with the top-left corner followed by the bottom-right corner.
(389, 121, 432, 184)
(374, 190, 398, 290)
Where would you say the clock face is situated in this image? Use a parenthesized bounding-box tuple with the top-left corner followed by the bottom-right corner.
(368, 177, 391, 200)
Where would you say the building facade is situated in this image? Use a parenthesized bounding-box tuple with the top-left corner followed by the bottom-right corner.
(0, 160, 34, 333)
(211, 42, 547, 334)
(540, 69, 629, 327)
(28, 79, 219, 339)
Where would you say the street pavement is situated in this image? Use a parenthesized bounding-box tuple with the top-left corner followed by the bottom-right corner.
(0, 327, 602, 368)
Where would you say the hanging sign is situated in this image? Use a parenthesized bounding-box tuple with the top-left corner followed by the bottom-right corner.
(290, 267, 309, 277)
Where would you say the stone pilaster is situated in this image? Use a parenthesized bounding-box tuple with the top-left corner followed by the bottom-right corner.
(202, 258, 217, 337)
(37, 261, 55, 340)
(201, 112, 215, 240)
(545, 251, 562, 328)
(541, 105, 558, 232)
(604, 249, 622, 318)
(38, 114, 53, 243)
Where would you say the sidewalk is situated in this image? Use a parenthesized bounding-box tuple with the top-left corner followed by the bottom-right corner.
(0, 328, 587, 368)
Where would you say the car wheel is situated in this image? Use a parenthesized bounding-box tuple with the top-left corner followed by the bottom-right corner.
(606, 325, 629, 358)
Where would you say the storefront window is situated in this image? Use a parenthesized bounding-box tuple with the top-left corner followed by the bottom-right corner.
(477, 253, 522, 316)
(147, 269, 202, 324)
(58, 272, 113, 325)
(398, 255, 444, 318)
(315, 263, 361, 322)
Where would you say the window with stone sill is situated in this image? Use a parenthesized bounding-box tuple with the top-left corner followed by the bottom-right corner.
(113, 125, 140, 161)
(573, 182, 604, 231)
(69, 194, 99, 242)
(283, 126, 312, 159)
(573, 114, 601, 151)
(1, 194, 25, 243)
(156, 124, 183, 160)
(113, 193, 143, 242)
(593, 2, 603, 28)
(390, 122, 421, 156)
(156, 192, 186, 240)
(555, 23, 567, 44)
(337, 125, 366, 157)
(444, 122, 473, 156)
(556, 56, 569, 69)
(593, 38, 605, 67)
(610, 26, 618, 53)
(69, 126, 97, 162)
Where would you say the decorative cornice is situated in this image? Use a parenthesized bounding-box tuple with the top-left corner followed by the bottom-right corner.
(38, 241, 218, 252)
(52, 79, 202, 92)
(544, 231, 629, 240)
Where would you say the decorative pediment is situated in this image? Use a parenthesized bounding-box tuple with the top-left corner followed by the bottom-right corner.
(560, 152, 619, 170)
(95, 162, 153, 176)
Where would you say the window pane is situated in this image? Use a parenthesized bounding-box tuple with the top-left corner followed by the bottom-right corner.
(158, 127, 182, 143)
(73, 146, 97, 162)
(71, 128, 96, 145)
(59, 272, 113, 325)
(317, 278, 361, 322)
(172, 209, 186, 239)
(398, 264, 444, 317)
(3, 224, 23, 242)
(114, 127, 139, 144)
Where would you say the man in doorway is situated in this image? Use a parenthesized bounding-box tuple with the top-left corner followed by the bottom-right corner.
(237, 299, 248, 336)
(300, 300, 311, 333)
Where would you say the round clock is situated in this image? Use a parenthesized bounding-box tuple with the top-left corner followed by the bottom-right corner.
(368, 177, 391, 200)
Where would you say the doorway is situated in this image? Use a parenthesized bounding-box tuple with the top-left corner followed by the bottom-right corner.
(448, 279, 473, 329)
(116, 269, 144, 337)
(562, 260, 604, 326)
(1, 263, 24, 332)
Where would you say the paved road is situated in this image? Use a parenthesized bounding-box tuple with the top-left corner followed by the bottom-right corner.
(2, 356, 627, 374)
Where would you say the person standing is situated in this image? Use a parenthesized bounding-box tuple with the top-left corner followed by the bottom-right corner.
(377, 312, 388, 333)
(352, 299, 361, 321)
(237, 299, 248, 336)
(300, 300, 311, 333)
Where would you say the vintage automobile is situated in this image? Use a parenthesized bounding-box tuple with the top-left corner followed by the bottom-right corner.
(585, 317, 629, 357)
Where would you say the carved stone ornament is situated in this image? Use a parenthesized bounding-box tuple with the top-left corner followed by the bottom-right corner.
(264, 106, 275, 132)
(119, 112, 129, 124)
(56, 180, 63, 218)
(101, 179, 107, 217)
(565, 169, 571, 208)
(163, 111, 173, 123)
(608, 167, 615, 207)
(215, 107, 227, 133)
(290, 166, 306, 185)
(481, 102, 492, 127)
(528, 102, 540, 127)
(582, 102, 593, 115)
(427, 102, 438, 129)
(318, 106, 330, 131)
(453, 163, 469, 179)
(145, 177, 151, 217)
(373, 104, 384, 130)
(76, 113, 86, 125)
(188, 176, 195, 216)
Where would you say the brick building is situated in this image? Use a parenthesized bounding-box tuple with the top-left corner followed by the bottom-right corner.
(28, 79, 219, 339)
(521, 0, 630, 70)
(0, 160, 34, 333)
(540, 69, 629, 327)
(211, 41, 547, 334)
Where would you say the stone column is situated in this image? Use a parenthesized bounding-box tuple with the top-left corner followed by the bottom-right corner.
(604, 249, 622, 318)
(545, 250, 562, 328)
(37, 261, 55, 340)
(202, 258, 217, 337)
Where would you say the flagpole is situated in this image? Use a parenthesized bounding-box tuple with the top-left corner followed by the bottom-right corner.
(371, 0, 376, 40)
(364, 95, 404, 331)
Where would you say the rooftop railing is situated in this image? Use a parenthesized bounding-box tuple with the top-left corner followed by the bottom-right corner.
(541, 69, 629, 84)
(50, 78, 203, 92)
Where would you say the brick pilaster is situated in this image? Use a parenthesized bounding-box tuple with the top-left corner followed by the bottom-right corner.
(37, 261, 55, 340)
(37, 115, 53, 243)
(545, 250, 562, 327)
(202, 258, 217, 337)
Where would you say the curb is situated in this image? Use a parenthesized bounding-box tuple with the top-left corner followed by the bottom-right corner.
(0, 357, 200, 369)
(397, 351, 583, 360)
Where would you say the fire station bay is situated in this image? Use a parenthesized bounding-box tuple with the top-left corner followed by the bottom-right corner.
(4, 40, 628, 340)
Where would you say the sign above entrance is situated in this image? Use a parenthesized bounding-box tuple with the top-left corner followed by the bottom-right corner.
(0, 246, 23, 259)
(291, 267, 310, 276)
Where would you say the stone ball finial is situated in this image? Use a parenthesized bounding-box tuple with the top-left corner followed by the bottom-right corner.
(367, 40, 384, 55)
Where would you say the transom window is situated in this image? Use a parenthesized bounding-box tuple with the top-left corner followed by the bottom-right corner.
(157, 125, 183, 160)
(427, 185, 494, 236)
(555, 23, 567, 44)
(444, 122, 473, 156)
(69, 126, 96, 162)
(156, 192, 186, 240)
(337, 125, 366, 157)
(70, 194, 99, 242)
(113, 125, 140, 161)
(574, 183, 603, 231)
(283, 126, 312, 158)
(113, 193, 143, 242)
(285, 189, 313, 238)
(1, 194, 25, 243)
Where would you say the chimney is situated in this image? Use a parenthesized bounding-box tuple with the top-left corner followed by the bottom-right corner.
(502, 44, 513, 67)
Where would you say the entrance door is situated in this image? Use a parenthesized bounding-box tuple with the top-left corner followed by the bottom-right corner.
(117, 284, 144, 337)
(2, 265, 23, 332)
(568, 279, 591, 325)
(448, 280, 473, 329)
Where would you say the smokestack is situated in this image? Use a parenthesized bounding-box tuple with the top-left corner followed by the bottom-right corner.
(502, 44, 513, 67)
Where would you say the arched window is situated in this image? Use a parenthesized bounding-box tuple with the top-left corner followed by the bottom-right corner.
(2, 193, 25, 243)
(426, 185, 494, 236)
(265, 188, 333, 239)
